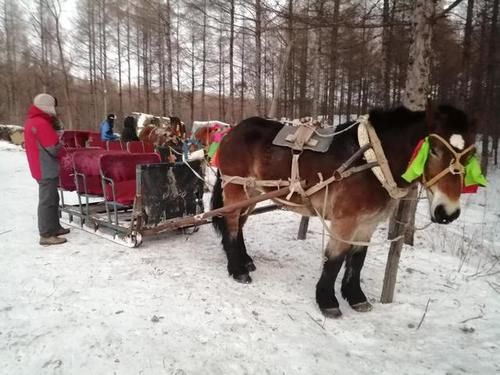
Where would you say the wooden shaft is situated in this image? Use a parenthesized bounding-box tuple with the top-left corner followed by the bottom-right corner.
(141, 188, 290, 236)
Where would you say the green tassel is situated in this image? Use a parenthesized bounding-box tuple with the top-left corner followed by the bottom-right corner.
(402, 138, 430, 183)
(464, 156, 487, 187)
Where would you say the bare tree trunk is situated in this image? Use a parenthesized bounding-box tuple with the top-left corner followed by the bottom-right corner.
(201, 0, 207, 119)
(102, 0, 108, 116)
(255, 0, 263, 116)
(136, 24, 141, 109)
(268, 41, 293, 118)
(461, 0, 474, 106)
(191, 31, 195, 125)
(469, 6, 488, 172)
(127, 0, 132, 106)
(382, 0, 393, 107)
(218, 26, 224, 120)
(143, 27, 150, 113)
(160, 9, 166, 116)
(175, 0, 181, 110)
(327, 0, 340, 122)
(240, 28, 245, 121)
(117, 5, 123, 122)
(87, 0, 96, 126)
(229, 0, 235, 123)
(46, 0, 73, 128)
(165, 0, 174, 115)
(482, 0, 499, 175)
(382, 0, 438, 304)
(91, 0, 98, 123)
(310, 5, 322, 118)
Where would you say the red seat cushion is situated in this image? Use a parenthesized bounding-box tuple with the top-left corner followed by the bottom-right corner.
(74, 131, 90, 148)
(126, 141, 144, 153)
(100, 153, 161, 204)
(105, 180, 136, 205)
(59, 147, 98, 191)
(73, 150, 120, 195)
(88, 139, 105, 149)
(107, 141, 124, 151)
(143, 141, 155, 153)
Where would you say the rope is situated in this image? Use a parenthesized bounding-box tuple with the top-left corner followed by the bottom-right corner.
(311, 120, 361, 138)
(312, 205, 405, 247)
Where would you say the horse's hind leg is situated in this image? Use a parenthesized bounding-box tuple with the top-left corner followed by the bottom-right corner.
(239, 206, 256, 272)
(220, 184, 253, 283)
(341, 246, 372, 312)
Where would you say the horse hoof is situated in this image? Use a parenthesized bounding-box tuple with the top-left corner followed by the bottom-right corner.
(351, 301, 373, 312)
(245, 262, 256, 272)
(233, 273, 252, 284)
(321, 307, 342, 318)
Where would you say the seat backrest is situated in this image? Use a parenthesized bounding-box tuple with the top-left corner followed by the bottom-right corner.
(107, 140, 124, 151)
(62, 131, 77, 148)
(143, 141, 155, 153)
(73, 131, 90, 148)
(87, 131, 101, 141)
(88, 138, 106, 149)
(72, 149, 111, 195)
(100, 153, 161, 183)
(126, 141, 144, 153)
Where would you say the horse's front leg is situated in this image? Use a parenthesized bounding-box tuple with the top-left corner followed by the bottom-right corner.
(341, 246, 373, 312)
(315, 220, 355, 318)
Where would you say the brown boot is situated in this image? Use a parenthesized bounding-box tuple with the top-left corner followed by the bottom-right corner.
(53, 227, 70, 236)
(40, 236, 67, 246)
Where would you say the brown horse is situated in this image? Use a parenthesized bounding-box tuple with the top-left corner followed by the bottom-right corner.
(211, 105, 476, 318)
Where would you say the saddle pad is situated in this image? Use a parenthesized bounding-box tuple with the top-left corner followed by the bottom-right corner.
(272, 125, 334, 153)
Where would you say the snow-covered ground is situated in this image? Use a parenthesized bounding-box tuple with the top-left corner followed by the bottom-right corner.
(1, 139, 499, 375)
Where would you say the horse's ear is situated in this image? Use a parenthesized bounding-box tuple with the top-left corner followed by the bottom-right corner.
(468, 116, 478, 135)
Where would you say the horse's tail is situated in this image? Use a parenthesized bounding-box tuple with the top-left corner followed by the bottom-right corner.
(211, 170, 226, 237)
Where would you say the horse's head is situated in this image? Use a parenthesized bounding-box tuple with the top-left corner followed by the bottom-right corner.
(422, 105, 476, 224)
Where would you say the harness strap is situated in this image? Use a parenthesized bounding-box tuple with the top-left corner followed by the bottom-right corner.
(287, 152, 307, 200)
(423, 133, 475, 188)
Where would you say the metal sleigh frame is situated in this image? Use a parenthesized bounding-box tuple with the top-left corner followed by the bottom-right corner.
(58, 160, 280, 248)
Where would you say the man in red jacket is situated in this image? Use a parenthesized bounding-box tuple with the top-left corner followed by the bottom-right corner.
(24, 93, 70, 246)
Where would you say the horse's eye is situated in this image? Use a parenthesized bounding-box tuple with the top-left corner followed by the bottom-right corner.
(430, 147, 439, 157)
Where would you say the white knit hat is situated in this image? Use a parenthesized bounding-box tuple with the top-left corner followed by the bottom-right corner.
(33, 93, 57, 116)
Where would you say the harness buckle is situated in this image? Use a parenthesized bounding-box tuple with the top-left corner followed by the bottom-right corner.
(449, 159, 464, 175)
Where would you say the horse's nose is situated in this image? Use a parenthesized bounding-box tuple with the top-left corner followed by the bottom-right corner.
(433, 205, 460, 224)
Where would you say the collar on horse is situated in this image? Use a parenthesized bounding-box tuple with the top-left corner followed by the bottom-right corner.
(357, 115, 409, 200)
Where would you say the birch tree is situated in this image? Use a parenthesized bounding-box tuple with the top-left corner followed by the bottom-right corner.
(382, 0, 439, 304)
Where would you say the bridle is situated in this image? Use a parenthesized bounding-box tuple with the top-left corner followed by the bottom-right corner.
(422, 133, 475, 188)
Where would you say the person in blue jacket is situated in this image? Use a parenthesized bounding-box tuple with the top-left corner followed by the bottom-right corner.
(100, 113, 119, 141)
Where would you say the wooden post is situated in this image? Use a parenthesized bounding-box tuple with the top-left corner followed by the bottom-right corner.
(381, 186, 417, 303)
(297, 216, 309, 240)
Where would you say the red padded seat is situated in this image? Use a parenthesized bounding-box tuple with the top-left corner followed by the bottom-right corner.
(126, 141, 144, 153)
(88, 132, 101, 141)
(73, 149, 122, 195)
(59, 147, 99, 191)
(100, 153, 161, 205)
(73, 131, 90, 148)
(143, 141, 155, 153)
(107, 140, 124, 151)
(62, 131, 77, 148)
(88, 138, 105, 149)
